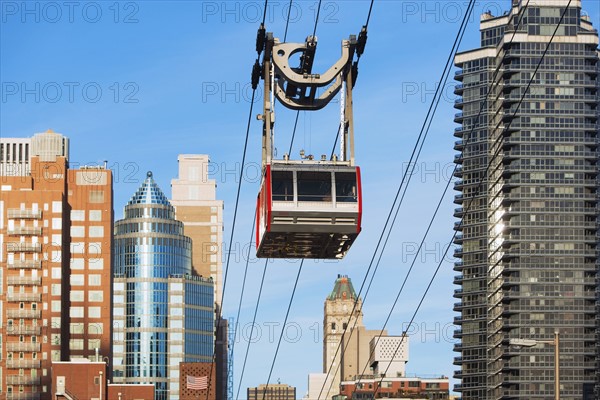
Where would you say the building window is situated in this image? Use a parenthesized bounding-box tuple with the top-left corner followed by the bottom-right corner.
(69, 339, 84, 350)
(70, 307, 84, 318)
(89, 226, 104, 237)
(88, 291, 103, 302)
(88, 307, 101, 318)
(70, 275, 84, 286)
(51, 301, 61, 312)
(70, 291, 84, 302)
(70, 226, 85, 237)
(71, 258, 84, 270)
(88, 275, 101, 286)
(89, 191, 105, 203)
(89, 210, 102, 221)
(71, 210, 85, 221)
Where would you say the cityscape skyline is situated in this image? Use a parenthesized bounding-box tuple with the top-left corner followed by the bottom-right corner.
(2, 0, 600, 398)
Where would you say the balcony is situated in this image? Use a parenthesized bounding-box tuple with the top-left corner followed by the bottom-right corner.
(453, 233, 464, 245)
(7, 227, 42, 236)
(6, 342, 41, 352)
(7, 208, 42, 219)
(7, 293, 42, 302)
(6, 360, 41, 369)
(7, 209, 42, 219)
(454, 84, 464, 94)
(7, 276, 41, 286)
(6, 376, 41, 385)
(6, 394, 41, 400)
(6, 326, 42, 335)
(6, 310, 41, 319)
(454, 140, 464, 151)
(6, 375, 41, 386)
(454, 112, 464, 123)
(8, 260, 41, 269)
(6, 243, 41, 253)
(455, 69, 464, 80)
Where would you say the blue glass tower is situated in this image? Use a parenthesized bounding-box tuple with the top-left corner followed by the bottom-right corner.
(112, 172, 214, 400)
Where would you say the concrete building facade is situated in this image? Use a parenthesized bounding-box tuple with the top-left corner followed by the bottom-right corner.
(452, 1, 599, 398)
(247, 384, 296, 400)
(170, 154, 223, 304)
(368, 335, 409, 378)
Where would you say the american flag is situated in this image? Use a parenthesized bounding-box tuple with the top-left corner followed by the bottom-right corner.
(187, 375, 208, 390)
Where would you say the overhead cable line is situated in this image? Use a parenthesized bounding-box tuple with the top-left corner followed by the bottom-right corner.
(235, 259, 270, 400)
(236, 1, 311, 397)
(230, 213, 257, 358)
(347, 1, 534, 396)
(207, 0, 271, 396)
(260, 260, 304, 400)
(318, 0, 474, 397)
(357, 2, 573, 398)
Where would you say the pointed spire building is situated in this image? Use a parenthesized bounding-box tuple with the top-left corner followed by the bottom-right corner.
(112, 172, 215, 400)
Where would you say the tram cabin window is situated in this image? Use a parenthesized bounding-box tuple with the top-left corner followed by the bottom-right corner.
(336, 172, 358, 202)
(297, 171, 332, 202)
(272, 171, 294, 201)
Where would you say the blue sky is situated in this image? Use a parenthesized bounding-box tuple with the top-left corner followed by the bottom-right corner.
(2, 0, 599, 397)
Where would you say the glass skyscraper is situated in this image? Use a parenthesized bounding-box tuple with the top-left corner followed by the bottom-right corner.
(112, 172, 214, 400)
(453, 1, 599, 399)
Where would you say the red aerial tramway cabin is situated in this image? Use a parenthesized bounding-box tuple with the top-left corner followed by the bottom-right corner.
(253, 26, 367, 259)
(256, 162, 362, 259)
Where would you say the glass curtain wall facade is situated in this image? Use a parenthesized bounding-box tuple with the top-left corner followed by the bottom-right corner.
(112, 172, 214, 400)
(453, 1, 599, 399)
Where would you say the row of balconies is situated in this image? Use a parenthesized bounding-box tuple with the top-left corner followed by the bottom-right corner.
(5, 243, 41, 252)
(6, 342, 41, 352)
(5, 360, 41, 369)
(7, 260, 42, 269)
(7, 209, 42, 219)
(6, 310, 41, 319)
(6, 393, 41, 400)
(6, 326, 41, 335)
(6, 293, 42, 302)
(6, 376, 41, 386)
(7, 227, 42, 236)
(7, 276, 41, 286)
